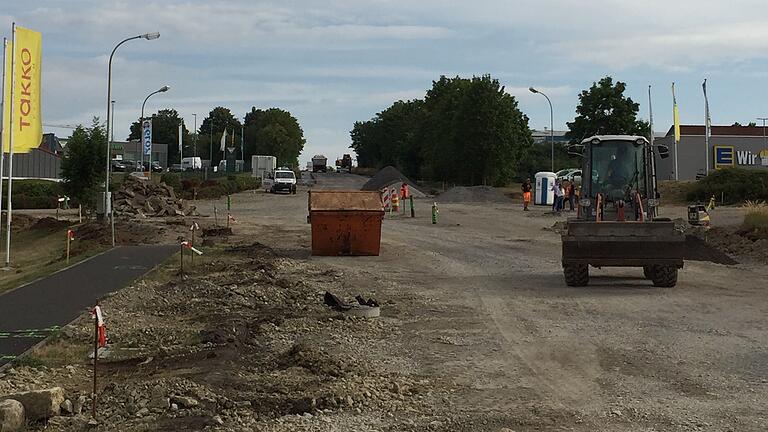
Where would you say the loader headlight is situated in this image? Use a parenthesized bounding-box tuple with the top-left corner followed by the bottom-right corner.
(580, 198, 591, 207)
(647, 198, 659, 207)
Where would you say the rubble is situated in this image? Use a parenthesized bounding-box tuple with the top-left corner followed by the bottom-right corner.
(113, 176, 196, 218)
(2, 387, 65, 421)
(0, 399, 24, 432)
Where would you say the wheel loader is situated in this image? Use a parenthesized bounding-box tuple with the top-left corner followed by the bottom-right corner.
(561, 135, 684, 287)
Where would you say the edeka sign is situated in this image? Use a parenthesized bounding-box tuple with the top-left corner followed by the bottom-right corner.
(714, 145, 768, 169)
(142, 119, 152, 156)
(713, 145, 734, 169)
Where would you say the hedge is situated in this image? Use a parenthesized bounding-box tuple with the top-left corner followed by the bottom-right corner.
(686, 168, 768, 205)
(0, 179, 66, 209)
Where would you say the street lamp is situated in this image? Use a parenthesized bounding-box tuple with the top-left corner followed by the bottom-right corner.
(140, 85, 170, 177)
(529, 87, 555, 172)
(192, 113, 197, 159)
(104, 32, 160, 246)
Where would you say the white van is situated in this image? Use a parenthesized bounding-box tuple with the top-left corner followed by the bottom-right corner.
(181, 157, 202, 171)
(263, 168, 297, 194)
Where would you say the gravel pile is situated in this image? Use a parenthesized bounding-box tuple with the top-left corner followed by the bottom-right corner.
(437, 185, 510, 203)
(361, 166, 425, 197)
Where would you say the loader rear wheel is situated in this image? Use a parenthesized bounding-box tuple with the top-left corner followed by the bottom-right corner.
(650, 265, 677, 288)
(563, 264, 589, 287)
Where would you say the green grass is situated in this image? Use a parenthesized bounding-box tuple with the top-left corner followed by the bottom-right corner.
(0, 225, 107, 294)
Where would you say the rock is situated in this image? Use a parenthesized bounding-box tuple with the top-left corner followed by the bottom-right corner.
(60, 399, 73, 414)
(170, 396, 199, 409)
(3, 387, 65, 421)
(0, 399, 25, 432)
(72, 396, 87, 415)
(136, 407, 150, 417)
(212, 415, 224, 425)
(170, 403, 179, 411)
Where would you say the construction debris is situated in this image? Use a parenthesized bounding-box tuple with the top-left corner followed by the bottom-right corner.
(113, 177, 196, 218)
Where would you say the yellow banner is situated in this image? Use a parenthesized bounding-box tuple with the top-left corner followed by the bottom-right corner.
(673, 105, 680, 143)
(2, 40, 10, 152)
(12, 26, 42, 153)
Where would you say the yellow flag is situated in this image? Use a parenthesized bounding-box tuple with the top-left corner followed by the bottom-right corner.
(11, 26, 42, 153)
(672, 82, 680, 143)
(2, 40, 10, 153)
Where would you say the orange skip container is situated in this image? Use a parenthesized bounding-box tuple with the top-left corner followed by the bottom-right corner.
(308, 191, 384, 256)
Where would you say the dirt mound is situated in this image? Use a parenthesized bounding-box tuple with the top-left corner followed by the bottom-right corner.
(114, 176, 197, 218)
(73, 221, 166, 247)
(31, 217, 71, 231)
(684, 235, 739, 265)
(361, 166, 425, 197)
(695, 227, 768, 264)
(8, 214, 38, 232)
(437, 185, 510, 203)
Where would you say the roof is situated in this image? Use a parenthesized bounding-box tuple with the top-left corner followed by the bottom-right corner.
(309, 191, 383, 212)
(665, 124, 768, 137)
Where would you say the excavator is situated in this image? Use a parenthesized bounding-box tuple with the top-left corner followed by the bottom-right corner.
(561, 135, 684, 287)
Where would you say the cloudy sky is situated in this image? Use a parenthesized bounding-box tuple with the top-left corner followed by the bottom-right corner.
(3, 0, 768, 164)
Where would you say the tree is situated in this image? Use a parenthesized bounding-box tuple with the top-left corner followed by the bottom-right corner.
(61, 118, 106, 211)
(128, 109, 190, 165)
(243, 108, 305, 168)
(566, 76, 650, 142)
(350, 75, 533, 185)
(198, 107, 242, 166)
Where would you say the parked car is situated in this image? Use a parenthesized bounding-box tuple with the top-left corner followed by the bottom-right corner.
(556, 168, 582, 185)
(111, 159, 127, 172)
(169, 164, 183, 172)
(151, 161, 163, 172)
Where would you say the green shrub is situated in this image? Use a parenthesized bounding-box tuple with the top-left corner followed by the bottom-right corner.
(686, 168, 768, 205)
(160, 173, 181, 190)
(1, 179, 65, 209)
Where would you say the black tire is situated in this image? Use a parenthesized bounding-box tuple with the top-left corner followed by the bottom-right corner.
(563, 264, 589, 287)
(643, 266, 654, 279)
(650, 265, 677, 288)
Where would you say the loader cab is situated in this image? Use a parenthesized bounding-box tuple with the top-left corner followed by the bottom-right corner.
(579, 136, 658, 221)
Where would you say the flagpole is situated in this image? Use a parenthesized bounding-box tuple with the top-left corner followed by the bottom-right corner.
(5, 23, 16, 267)
(703, 79, 710, 175)
(240, 124, 244, 170)
(672, 82, 679, 181)
(0, 38, 7, 253)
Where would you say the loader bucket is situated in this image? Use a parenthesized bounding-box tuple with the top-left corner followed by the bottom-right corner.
(561, 221, 684, 268)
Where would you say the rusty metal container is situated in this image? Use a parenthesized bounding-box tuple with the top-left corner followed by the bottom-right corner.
(308, 190, 384, 256)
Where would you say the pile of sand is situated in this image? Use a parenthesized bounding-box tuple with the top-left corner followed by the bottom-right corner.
(361, 166, 426, 197)
(437, 186, 510, 203)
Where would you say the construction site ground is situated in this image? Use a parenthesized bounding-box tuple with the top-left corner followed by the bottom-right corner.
(3, 172, 767, 432)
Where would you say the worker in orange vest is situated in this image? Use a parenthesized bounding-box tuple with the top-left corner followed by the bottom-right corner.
(400, 183, 409, 214)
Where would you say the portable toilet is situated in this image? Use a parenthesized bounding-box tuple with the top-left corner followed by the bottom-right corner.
(534, 171, 556, 206)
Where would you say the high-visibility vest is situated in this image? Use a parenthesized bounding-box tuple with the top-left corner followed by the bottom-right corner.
(401, 184, 409, 199)
(392, 192, 400, 211)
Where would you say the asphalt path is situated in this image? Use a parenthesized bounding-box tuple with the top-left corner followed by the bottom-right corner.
(0, 245, 176, 365)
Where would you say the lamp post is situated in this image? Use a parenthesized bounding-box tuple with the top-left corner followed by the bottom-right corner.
(110, 100, 115, 144)
(529, 87, 555, 172)
(140, 85, 170, 177)
(192, 113, 197, 159)
(104, 32, 160, 246)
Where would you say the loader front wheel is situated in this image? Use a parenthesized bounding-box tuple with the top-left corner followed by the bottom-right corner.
(563, 264, 589, 287)
(650, 265, 677, 288)
(643, 266, 654, 279)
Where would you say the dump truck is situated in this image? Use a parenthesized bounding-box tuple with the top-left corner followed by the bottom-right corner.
(335, 154, 353, 173)
(561, 135, 683, 287)
(312, 155, 328, 173)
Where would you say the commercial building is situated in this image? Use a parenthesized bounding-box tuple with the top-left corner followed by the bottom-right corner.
(655, 124, 768, 180)
(110, 141, 168, 169)
(1, 133, 64, 180)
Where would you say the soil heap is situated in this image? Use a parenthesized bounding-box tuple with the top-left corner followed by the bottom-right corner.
(360, 166, 426, 197)
(114, 176, 196, 218)
(437, 185, 510, 203)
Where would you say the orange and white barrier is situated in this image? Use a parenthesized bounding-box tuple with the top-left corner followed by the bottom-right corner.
(381, 188, 392, 210)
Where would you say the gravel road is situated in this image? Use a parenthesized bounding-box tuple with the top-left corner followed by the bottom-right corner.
(206, 172, 768, 431)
